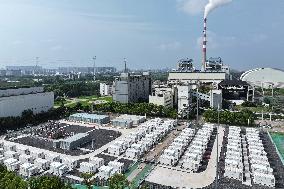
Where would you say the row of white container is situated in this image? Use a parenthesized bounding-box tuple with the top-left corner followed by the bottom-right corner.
(224, 126, 244, 181)
(159, 128, 195, 166)
(108, 118, 176, 159)
(181, 124, 216, 171)
(246, 128, 275, 187)
(2, 157, 72, 177)
(0, 142, 61, 162)
(79, 156, 124, 180)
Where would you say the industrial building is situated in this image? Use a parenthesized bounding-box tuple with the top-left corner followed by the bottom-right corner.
(0, 87, 54, 117)
(69, 113, 110, 124)
(54, 133, 92, 150)
(100, 83, 113, 96)
(112, 114, 145, 128)
(218, 80, 255, 105)
(240, 68, 284, 89)
(112, 72, 152, 103)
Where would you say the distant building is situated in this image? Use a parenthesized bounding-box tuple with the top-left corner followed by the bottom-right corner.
(6, 66, 43, 75)
(5, 69, 22, 76)
(100, 83, 112, 96)
(112, 72, 152, 103)
(58, 67, 116, 74)
(0, 69, 6, 76)
(240, 68, 284, 89)
(0, 87, 54, 117)
(149, 89, 173, 108)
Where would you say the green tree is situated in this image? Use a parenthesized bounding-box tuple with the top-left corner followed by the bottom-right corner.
(29, 176, 72, 189)
(109, 174, 129, 189)
(81, 173, 95, 189)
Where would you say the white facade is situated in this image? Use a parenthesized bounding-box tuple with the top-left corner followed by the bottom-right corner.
(0, 90, 54, 117)
(168, 71, 228, 85)
(0, 87, 44, 97)
(149, 90, 173, 108)
(113, 72, 151, 103)
(177, 85, 192, 112)
(100, 83, 112, 96)
(240, 68, 284, 88)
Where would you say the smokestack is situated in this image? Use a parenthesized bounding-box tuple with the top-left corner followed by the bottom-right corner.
(124, 58, 127, 73)
(202, 18, 207, 71)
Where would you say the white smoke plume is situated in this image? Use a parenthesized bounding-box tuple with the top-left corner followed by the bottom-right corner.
(204, 0, 232, 18)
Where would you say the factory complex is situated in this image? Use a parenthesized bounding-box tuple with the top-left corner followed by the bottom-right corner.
(0, 111, 282, 188)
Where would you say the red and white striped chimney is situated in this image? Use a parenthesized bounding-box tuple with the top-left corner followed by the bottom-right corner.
(202, 18, 207, 71)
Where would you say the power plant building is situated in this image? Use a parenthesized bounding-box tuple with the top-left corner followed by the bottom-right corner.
(0, 87, 54, 118)
(113, 72, 152, 103)
(168, 58, 230, 85)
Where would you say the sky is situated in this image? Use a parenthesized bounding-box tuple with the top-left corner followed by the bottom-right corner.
(0, 0, 283, 71)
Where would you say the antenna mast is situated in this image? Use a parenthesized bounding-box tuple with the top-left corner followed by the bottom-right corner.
(93, 56, 96, 81)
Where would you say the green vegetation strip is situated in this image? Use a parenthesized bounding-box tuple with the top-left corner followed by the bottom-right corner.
(270, 132, 284, 163)
(72, 185, 109, 189)
(130, 164, 153, 188)
(125, 162, 139, 177)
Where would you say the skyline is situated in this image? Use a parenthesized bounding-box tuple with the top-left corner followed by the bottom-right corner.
(0, 0, 283, 71)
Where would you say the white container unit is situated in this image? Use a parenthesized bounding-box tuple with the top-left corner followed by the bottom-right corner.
(19, 154, 34, 164)
(50, 162, 68, 176)
(89, 157, 104, 169)
(4, 151, 19, 159)
(34, 158, 50, 171)
(19, 163, 39, 177)
(79, 162, 97, 173)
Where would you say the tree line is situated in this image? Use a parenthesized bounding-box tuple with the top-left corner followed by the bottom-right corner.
(93, 102, 177, 119)
(44, 81, 100, 99)
(203, 109, 257, 126)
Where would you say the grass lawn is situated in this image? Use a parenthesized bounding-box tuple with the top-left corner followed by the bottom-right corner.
(54, 95, 112, 109)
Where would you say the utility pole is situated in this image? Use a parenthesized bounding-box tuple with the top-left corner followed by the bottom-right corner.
(93, 56, 96, 81)
(215, 104, 220, 189)
(196, 81, 199, 125)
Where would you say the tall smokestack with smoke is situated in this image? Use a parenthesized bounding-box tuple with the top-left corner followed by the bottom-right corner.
(204, 0, 232, 18)
(202, 0, 232, 70)
(202, 18, 207, 71)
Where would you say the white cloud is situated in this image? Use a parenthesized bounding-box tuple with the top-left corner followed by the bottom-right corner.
(252, 33, 267, 43)
(11, 40, 23, 45)
(50, 45, 63, 51)
(158, 41, 182, 51)
(177, 0, 207, 15)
